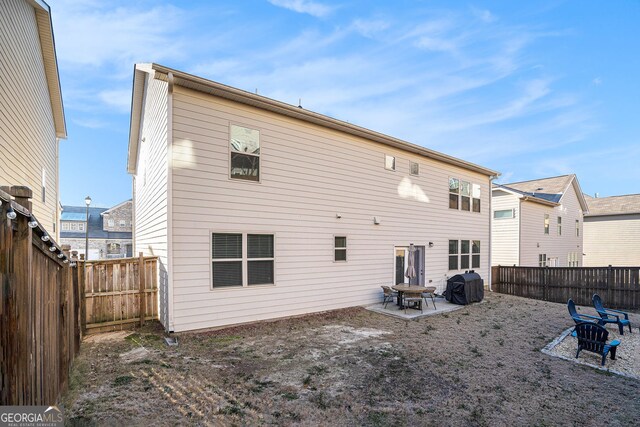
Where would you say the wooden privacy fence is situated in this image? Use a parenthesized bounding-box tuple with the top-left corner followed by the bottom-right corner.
(0, 186, 81, 405)
(82, 254, 158, 334)
(493, 265, 640, 310)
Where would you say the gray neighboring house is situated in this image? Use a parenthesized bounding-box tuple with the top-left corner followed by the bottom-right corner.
(491, 174, 589, 267)
(583, 194, 640, 266)
(60, 200, 133, 260)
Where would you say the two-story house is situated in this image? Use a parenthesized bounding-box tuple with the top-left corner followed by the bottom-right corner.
(583, 193, 640, 266)
(59, 200, 133, 259)
(0, 0, 67, 238)
(491, 174, 589, 267)
(127, 63, 499, 332)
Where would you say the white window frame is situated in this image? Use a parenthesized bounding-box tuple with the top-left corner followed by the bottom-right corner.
(210, 231, 276, 290)
(539, 253, 547, 267)
(334, 235, 347, 262)
(78, 222, 85, 232)
(385, 155, 396, 171)
(449, 177, 460, 210)
(229, 124, 262, 183)
(575, 220, 580, 237)
(448, 239, 459, 271)
(493, 209, 514, 219)
(108, 219, 114, 227)
(460, 181, 471, 212)
(544, 214, 550, 235)
(410, 161, 419, 176)
(472, 240, 481, 269)
(557, 216, 562, 236)
(62, 222, 69, 231)
(119, 220, 126, 227)
(71, 222, 77, 231)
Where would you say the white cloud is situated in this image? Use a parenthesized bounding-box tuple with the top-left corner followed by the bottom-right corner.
(267, 0, 333, 18)
(592, 77, 602, 85)
(351, 19, 390, 38)
(98, 89, 131, 113)
(471, 7, 497, 23)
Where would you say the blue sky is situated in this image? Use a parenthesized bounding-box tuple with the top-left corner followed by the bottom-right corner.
(51, 0, 639, 207)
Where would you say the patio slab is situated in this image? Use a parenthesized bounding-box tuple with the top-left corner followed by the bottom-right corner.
(365, 296, 466, 319)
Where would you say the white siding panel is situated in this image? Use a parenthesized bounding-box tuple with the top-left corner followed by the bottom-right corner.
(583, 214, 640, 266)
(133, 76, 169, 327)
(519, 183, 584, 267)
(169, 86, 492, 332)
(491, 190, 519, 266)
(0, 0, 58, 236)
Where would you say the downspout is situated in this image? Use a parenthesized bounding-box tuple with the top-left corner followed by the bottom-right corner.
(167, 72, 175, 332)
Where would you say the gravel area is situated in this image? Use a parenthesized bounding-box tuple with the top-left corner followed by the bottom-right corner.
(62, 293, 640, 426)
(545, 323, 640, 380)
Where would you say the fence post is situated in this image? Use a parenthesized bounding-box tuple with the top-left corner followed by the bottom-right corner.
(139, 252, 146, 327)
(78, 254, 87, 336)
(543, 266, 548, 301)
(607, 265, 613, 305)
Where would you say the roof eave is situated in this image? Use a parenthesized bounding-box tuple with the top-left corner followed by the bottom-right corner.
(31, 0, 67, 139)
(127, 66, 149, 174)
(493, 185, 559, 207)
(148, 63, 500, 177)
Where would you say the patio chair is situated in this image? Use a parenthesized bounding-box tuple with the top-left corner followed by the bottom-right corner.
(381, 286, 398, 309)
(567, 299, 604, 326)
(592, 294, 632, 335)
(403, 293, 423, 314)
(573, 322, 620, 366)
(421, 286, 437, 310)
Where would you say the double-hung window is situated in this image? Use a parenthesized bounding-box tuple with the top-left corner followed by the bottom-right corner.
(575, 220, 580, 237)
(460, 240, 470, 269)
(557, 217, 562, 236)
(448, 240, 459, 270)
(539, 254, 547, 267)
(334, 236, 347, 262)
(472, 240, 480, 268)
(544, 214, 550, 235)
(230, 125, 260, 181)
(212, 233, 275, 288)
(410, 161, 419, 176)
(472, 184, 481, 213)
(460, 181, 471, 211)
(449, 178, 459, 209)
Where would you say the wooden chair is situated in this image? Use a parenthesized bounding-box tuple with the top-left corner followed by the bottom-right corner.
(381, 286, 398, 309)
(592, 294, 632, 335)
(574, 322, 620, 366)
(403, 291, 423, 314)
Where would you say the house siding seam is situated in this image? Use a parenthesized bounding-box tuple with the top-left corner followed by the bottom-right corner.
(518, 183, 583, 267)
(0, 0, 58, 236)
(583, 214, 640, 266)
(167, 86, 492, 332)
(133, 75, 170, 328)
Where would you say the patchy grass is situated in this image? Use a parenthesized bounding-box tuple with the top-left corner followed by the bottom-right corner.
(62, 294, 640, 426)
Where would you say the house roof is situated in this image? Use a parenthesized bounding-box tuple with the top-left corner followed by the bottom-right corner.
(60, 212, 86, 221)
(30, 0, 66, 139)
(127, 63, 500, 177)
(60, 205, 131, 240)
(493, 174, 589, 211)
(100, 199, 132, 216)
(584, 194, 640, 217)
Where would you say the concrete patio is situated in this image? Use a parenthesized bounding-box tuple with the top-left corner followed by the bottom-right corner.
(365, 296, 466, 320)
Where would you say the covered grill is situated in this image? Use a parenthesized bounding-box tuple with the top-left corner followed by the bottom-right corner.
(444, 272, 484, 305)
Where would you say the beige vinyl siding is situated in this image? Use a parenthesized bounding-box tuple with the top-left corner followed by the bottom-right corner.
(133, 76, 169, 327)
(491, 190, 519, 266)
(519, 183, 583, 267)
(583, 214, 640, 266)
(168, 86, 491, 332)
(0, 0, 58, 236)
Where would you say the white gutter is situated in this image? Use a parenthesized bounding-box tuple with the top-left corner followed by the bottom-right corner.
(167, 72, 175, 333)
(488, 175, 498, 291)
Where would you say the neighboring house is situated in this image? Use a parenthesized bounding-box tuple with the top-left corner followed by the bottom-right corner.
(583, 194, 640, 266)
(0, 0, 66, 238)
(491, 174, 589, 267)
(59, 200, 133, 260)
(127, 63, 499, 333)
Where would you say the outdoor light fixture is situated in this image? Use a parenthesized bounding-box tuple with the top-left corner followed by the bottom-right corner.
(428, 242, 434, 248)
(28, 215, 38, 228)
(57, 252, 65, 259)
(49, 245, 57, 252)
(6, 206, 17, 220)
(63, 258, 69, 264)
(373, 217, 380, 225)
(41, 232, 50, 242)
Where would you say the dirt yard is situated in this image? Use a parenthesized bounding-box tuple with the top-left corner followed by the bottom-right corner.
(62, 293, 640, 426)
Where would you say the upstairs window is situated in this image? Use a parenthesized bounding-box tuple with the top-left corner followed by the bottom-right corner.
(334, 236, 347, 262)
(460, 181, 471, 211)
(576, 220, 580, 237)
(449, 178, 459, 209)
(557, 217, 562, 236)
(410, 162, 419, 176)
(472, 184, 481, 213)
(544, 214, 550, 235)
(119, 220, 126, 227)
(494, 209, 514, 219)
(78, 223, 85, 232)
(385, 155, 396, 171)
(108, 219, 114, 227)
(230, 125, 260, 182)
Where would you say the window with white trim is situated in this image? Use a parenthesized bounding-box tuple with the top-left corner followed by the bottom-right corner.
(448, 240, 459, 270)
(544, 214, 550, 235)
(334, 236, 347, 262)
(494, 209, 514, 219)
(449, 178, 459, 209)
(410, 161, 419, 176)
(78, 222, 85, 232)
(449, 178, 481, 212)
(230, 125, 260, 181)
(472, 184, 481, 213)
(557, 216, 562, 236)
(575, 220, 580, 237)
(119, 220, 126, 227)
(568, 252, 579, 267)
(71, 222, 77, 231)
(539, 254, 547, 267)
(211, 233, 274, 288)
(460, 181, 471, 211)
(62, 222, 69, 231)
(460, 240, 470, 269)
(472, 240, 480, 268)
(108, 219, 114, 227)
(385, 155, 396, 171)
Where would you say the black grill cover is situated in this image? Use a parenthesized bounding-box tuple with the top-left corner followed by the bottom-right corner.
(444, 272, 484, 305)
